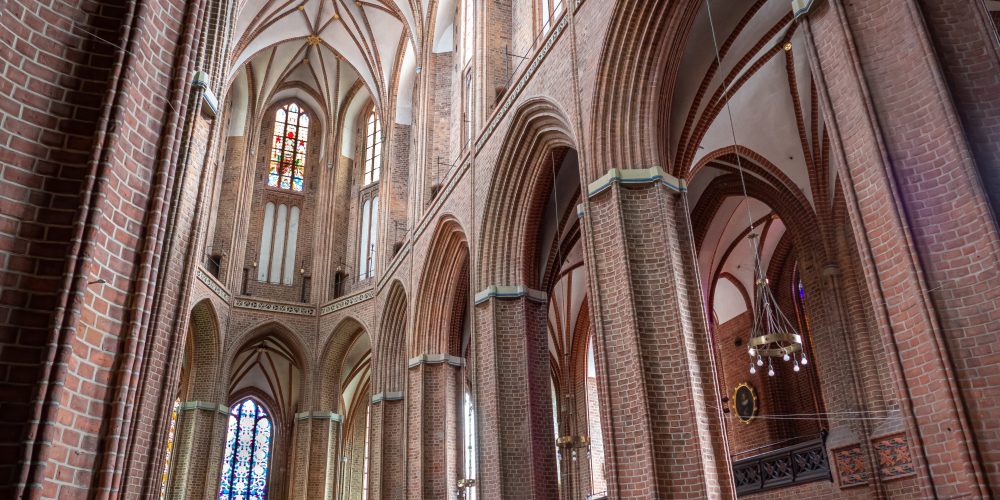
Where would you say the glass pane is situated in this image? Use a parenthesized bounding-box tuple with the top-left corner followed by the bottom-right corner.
(219, 400, 271, 500)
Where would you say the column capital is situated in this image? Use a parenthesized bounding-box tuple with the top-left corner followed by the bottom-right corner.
(178, 400, 229, 414)
(294, 411, 343, 422)
(587, 166, 686, 198)
(474, 285, 546, 304)
(407, 353, 465, 368)
(371, 392, 403, 403)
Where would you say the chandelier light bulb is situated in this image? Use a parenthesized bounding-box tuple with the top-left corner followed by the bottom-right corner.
(767, 367, 775, 377)
(756, 358, 764, 367)
(793, 363, 801, 372)
(783, 353, 791, 362)
(748, 347, 757, 356)
(749, 365, 756, 375)
(801, 355, 808, 366)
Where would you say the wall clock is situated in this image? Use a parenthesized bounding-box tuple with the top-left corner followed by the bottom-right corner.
(732, 382, 758, 424)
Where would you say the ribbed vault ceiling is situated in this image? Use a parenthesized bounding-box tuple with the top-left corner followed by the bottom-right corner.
(230, 0, 428, 119)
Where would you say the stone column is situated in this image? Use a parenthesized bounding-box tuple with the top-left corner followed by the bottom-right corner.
(802, 1, 1000, 496)
(472, 289, 558, 500)
(165, 401, 230, 500)
(580, 168, 732, 499)
(405, 356, 461, 499)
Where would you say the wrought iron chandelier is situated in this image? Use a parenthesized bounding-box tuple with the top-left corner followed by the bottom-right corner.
(745, 234, 808, 376)
(699, 0, 809, 377)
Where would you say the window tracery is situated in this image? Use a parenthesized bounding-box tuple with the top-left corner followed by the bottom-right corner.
(218, 399, 272, 500)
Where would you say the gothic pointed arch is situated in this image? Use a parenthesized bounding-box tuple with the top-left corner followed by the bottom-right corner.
(413, 216, 469, 357)
(374, 281, 408, 394)
(478, 98, 577, 288)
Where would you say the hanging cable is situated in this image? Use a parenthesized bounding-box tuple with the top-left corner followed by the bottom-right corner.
(703, 0, 808, 377)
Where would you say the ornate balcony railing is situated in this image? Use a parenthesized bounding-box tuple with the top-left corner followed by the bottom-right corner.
(732, 436, 831, 496)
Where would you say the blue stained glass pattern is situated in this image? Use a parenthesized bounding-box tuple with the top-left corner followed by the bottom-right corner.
(219, 399, 271, 500)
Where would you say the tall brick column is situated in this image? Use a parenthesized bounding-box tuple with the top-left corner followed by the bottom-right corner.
(165, 402, 229, 500)
(369, 395, 405, 500)
(581, 168, 732, 499)
(288, 413, 341, 499)
(405, 357, 461, 499)
(472, 289, 558, 500)
(802, 1, 1000, 496)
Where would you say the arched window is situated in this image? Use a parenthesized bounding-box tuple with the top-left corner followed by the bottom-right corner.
(462, 0, 474, 65)
(219, 399, 272, 500)
(158, 398, 180, 500)
(256, 203, 300, 285)
(462, 389, 478, 500)
(364, 111, 381, 185)
(358, 196, 378, 280)
(362, 405, 372, 500)
(461, 0, 475, 148)
(539, 0, 564, 33)
(269, 103, 309, 192)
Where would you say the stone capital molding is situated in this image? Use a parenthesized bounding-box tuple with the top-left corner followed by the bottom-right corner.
(178, 400, 229, 415)
(474, 285, 547, 305)
(196, 267, 230, 302)
(294, 411, 343, 422)
(791, 0, 817, 19)
(320, 288, 375, 315)
(408, 353, 465, 368)
(372, 392, 404, 403)
(191, 71, 219, 117)
(587, 166, 686, 198)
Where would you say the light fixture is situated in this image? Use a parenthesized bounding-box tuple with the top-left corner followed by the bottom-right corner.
(700, 0, 810, 377)
(746, 266, 806, 376)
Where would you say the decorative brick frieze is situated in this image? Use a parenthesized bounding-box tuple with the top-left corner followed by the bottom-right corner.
(320, 288, 375, 315)
(873, 434, 915, 481)
(233, 297, 315, 316)
(833, 445, 868, 488)
(196, 267, 231, 302)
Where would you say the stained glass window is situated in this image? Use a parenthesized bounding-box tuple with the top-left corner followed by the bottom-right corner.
(218, 399, 272, 500)
(159, 398, 180, 500)
(363, 111, 381, 186)
(268, 103, 309, 192)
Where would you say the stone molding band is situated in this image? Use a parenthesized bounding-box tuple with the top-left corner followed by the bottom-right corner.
(178, 401, 229, 414)
(294, 411, 343, 422)
(371, 392, 403, 403)
(408, 353, 465, 369)
(791, 0, 817, 19)
(587, 166, 686, 198)
(191, 71, 219, 116)
(474, 285, 547, 305)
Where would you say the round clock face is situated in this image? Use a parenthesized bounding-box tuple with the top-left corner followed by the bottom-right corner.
(733, 383, 757, 424)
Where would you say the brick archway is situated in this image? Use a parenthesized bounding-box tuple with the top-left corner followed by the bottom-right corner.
(478, 98, 577, 289)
